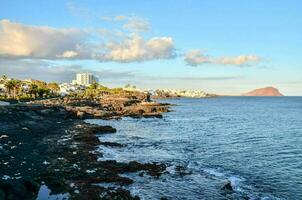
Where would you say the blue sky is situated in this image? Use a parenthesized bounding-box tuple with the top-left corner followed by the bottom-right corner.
(0, 0, 301, 95)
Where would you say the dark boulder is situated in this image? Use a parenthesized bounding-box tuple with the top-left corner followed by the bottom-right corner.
(100, 141, 124, 148)
(91, 125, 117, 134)
(0, 179, 40, 200)
(222, 181, 233, 191)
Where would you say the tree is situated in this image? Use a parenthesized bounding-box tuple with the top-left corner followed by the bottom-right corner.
(37, 88, 50, 98)
(4, 80, 21, 99)
(47, 82, 60, 95)
(29, 84, 38, 98)
(89, 82, 99, 90)
(4, 81, 14, 98)
(32, 80, 47, 90)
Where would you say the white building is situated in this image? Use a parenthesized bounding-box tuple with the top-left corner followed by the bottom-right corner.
(72, 72, 98, 86)
(59, 83, 86, 96)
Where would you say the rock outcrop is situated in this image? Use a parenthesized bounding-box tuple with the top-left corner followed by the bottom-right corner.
(0, 105, 167, 200)
(222, 181, 233, 191)
(28, 96, 170, 119)
(242, 87, 283, 96)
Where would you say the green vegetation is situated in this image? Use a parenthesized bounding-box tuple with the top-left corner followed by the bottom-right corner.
(0, 75, 60, 101)
(0, 75, 138, 102)
(68, 82, 135, 99)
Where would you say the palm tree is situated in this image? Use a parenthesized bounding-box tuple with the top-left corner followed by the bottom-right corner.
(4, 80, 21, 98)
(4, 81, 14, 98)
(12, 80, 21, 98)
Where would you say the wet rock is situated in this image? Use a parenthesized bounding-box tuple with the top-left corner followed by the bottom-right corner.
(138, 172, 144, 177)
(38, 109, 53, 115)
(99, 175, 134, 185)
(100, 142, 124, 148)
(0, 179, 40, 200)
(29, 96, 170, 120)
(0, 100, 169, 199)
(91, 125, 117, 134)
(142, 113, 163, 118)
(175, 165, 191, 176)
(100, 188, 140, 200)
(98, 161, 166, 177)
(222, 181, 233, 191)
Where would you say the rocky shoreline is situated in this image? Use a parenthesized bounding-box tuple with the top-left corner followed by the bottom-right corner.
(29, 96, 170, 119)
(0, 97, 170, 199)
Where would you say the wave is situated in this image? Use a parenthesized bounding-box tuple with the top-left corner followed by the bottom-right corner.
(202, 168, 285, 200)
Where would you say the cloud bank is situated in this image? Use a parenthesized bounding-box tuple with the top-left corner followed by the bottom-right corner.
(0, 19, 175, 62)
(0, 18, 260, 68)
(185, 50, 261, 66)
(0, 59, 134, 82)
(0, 19, 87, 59)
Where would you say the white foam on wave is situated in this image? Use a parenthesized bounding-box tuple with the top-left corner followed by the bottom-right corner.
(129, 186, 144, 199)
(202, 168, 246, 193)
(97, 146, 128, 162)
(165, 165, 176, 175)
(203, 168, 225, 177)
(202, 168, 285, 200)
(228, 175, 245, 191)
(261, 196, 284, 200)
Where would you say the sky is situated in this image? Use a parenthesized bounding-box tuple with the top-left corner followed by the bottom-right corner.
(0, 0, 301, 95)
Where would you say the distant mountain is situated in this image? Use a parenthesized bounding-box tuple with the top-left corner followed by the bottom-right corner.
(242, 87, 283, 96)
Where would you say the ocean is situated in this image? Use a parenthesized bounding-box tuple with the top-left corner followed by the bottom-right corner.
(86, 97, 302, 200)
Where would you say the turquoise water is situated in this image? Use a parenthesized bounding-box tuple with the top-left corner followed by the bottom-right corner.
(87, 97, 302, 200)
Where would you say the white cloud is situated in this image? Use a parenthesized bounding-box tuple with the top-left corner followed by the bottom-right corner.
(0, 19, 87, 59)
(114, 15, 127, 21)
(218, 55, 260, 65)
(57, 50, 79, 58)
(101, 15, 128, 22)
(97, 35, 175, 62)
(123, 17, 150, 32)
(185, 50, 261, 66)
(100, 15, 150, 32)
(185, 50, 211, 66)
(0, 19, 175, 62)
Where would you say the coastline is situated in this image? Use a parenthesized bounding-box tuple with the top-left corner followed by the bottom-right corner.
(0, 97, 170, 199)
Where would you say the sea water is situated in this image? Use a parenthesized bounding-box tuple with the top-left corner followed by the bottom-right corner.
(87, 97, 302, 200)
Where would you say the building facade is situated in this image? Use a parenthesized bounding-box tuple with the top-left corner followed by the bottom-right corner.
(73, 72, 98, 86)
